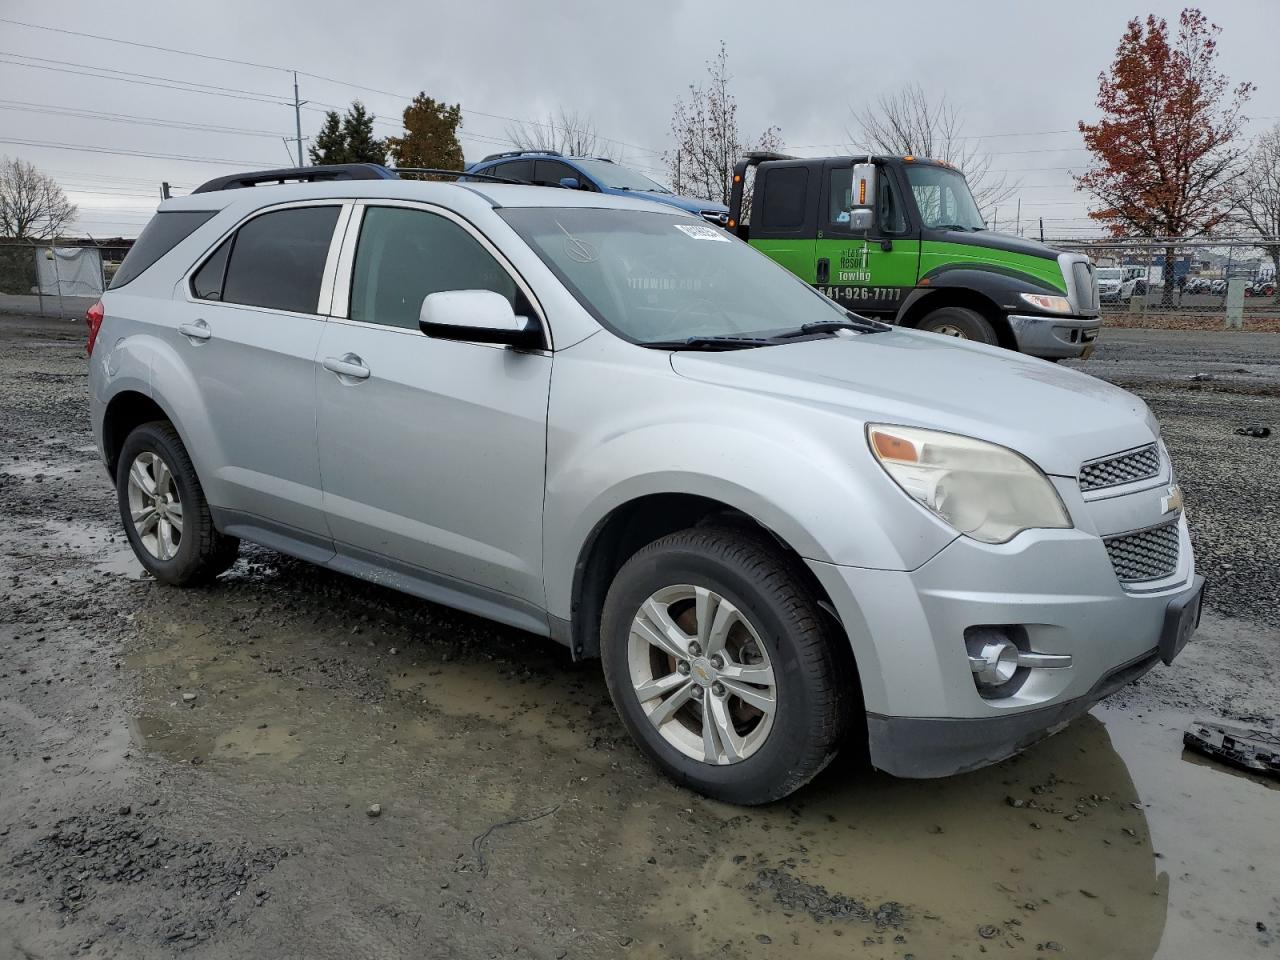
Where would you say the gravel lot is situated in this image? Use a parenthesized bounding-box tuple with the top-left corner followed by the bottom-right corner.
(1, 313, 1277, 960)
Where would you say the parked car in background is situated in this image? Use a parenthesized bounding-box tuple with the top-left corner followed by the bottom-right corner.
(466, 150, 730, 227)
(85, 163, 1203, 805)
(1245, 278, 1277, 297)
(1097, 267, 1140, 303)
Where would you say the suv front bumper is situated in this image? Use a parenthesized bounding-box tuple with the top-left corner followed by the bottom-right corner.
(807, 520, 1201, 778)
(1008, 313, 1101, 359)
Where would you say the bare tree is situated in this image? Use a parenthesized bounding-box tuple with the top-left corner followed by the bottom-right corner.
(666, 42, 783, 206)
(848, 82, 1015, 218)
(1231, 123, 1280, 299)
(0, 157, 77, 240)
(506, 108, 616, 159)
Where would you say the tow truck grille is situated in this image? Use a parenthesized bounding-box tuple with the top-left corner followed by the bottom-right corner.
(1104, 520, 1180, 583)
(1079, 443, 1160, 491)
(1073, 261, 1098, 313)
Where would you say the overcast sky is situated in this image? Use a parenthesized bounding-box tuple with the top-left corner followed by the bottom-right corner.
(1, 0, 1276, 238)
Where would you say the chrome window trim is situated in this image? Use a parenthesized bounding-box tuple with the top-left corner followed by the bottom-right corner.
(329, 198, 552, 350)
(181, 198, 350, 319)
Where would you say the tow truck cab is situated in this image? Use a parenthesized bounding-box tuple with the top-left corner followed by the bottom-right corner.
(728, 153, 1102, 359)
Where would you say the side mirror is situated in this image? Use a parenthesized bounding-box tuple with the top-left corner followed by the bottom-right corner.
(850, 162, 877, 209)
(559, 177, 582, 190)
(418, 290, 543, 349)
(847, 209, 874, 232)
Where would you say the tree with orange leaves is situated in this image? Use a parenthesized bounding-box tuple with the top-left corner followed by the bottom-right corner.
(1076, 9, 1253, 305)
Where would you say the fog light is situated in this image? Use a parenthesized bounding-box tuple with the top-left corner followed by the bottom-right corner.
(965, 626, 1073, 701)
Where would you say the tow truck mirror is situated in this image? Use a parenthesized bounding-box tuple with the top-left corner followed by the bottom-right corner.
(851, 163, 877, 209)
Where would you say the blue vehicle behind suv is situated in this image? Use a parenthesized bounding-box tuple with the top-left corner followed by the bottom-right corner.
(466, 150, 729, 226)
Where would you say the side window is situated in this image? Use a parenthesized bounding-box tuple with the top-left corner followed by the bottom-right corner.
(828, 168, 853, 226)
(111, 210, 217, 288)
(349, 206, 519, 330)
(534, 160, 577, 186)
(494, 159, 533, 181)
(877, 171, 908, 234)
(191, 237, 231, 300)
(759, 167, 807, 230)
(214, 206, 340, 313)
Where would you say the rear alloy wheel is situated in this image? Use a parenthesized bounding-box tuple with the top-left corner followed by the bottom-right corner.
(917, 305, 998, 344)
(117, 421, 239, 586)
(601, 526, 853, 805)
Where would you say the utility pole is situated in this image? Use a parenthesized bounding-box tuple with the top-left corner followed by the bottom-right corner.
(160, 182, 171, 200)
(1015, 198, 1021, 237)
(675, 149, 682, 194)
(1039, 217, 1044, 243)
(292, 71, 307, 167)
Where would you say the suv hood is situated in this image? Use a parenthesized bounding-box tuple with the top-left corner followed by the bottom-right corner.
(670, 330, 1157, 477)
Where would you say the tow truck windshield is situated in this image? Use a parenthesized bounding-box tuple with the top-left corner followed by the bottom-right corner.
(906, 164, 986, 231)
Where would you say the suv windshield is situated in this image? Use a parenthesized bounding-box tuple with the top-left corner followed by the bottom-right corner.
(1096, 268, 1124, 280)
(572, 159, 672, 194)
(500, 208, 856, 345)
(905, 164, 986, 231)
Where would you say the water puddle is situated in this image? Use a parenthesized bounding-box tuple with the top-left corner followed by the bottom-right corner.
(112, 594, 1279, 960)
(38, 517, 148, 580)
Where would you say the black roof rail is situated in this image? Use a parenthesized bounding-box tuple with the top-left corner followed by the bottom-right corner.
(478, 149, 564, 162)
(192, 163, 397, 194)
(394, 168, 529, 185)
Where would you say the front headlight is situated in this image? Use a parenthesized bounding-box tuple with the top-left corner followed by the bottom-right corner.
(867, 425, 1072, 544)
(1020, 293, 1072, 313)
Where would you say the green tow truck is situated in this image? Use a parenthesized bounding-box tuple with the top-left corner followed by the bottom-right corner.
(728, 153, 1102, 359)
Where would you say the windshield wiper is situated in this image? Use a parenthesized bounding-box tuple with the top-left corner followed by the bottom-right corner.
(643, 335, 774, 351)
(773, 316, 888, 338)
(934, 223, 977, 232)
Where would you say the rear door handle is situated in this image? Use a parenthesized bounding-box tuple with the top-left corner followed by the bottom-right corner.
(322, 353, 370, 381)
(178, 319, 211, 342)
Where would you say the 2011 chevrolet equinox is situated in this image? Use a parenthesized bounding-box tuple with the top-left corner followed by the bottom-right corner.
(87, 164, 1204, 805)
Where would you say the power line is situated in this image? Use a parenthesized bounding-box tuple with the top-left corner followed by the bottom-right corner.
(0, 16, 290, 73)
(0, 137, 276, 166)
(0, 56, 287, 106)
(0, 99, 292, 138)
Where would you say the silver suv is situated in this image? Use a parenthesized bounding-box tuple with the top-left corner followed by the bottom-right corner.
(87, 165, 1204, 805)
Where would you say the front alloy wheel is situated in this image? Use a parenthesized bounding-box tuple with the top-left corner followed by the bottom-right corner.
(600, 526, 854, 805)
(629, 584, 776, 765)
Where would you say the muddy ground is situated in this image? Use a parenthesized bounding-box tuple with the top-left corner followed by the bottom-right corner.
(1, 313, 1277, 960)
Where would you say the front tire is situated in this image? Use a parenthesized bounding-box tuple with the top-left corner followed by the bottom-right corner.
(600, 526, 853, 805)
(917, 305, 997, 344)
(116, 421, 239, 586)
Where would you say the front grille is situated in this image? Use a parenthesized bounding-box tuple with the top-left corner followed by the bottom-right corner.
(1104, 520, 1180, 583)
(700, 210, 729, 227)
(1072, 261, 1098, 312)
(1079, 443, 1161, 491)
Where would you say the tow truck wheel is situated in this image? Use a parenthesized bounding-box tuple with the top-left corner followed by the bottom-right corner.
(917, 306, 997, 345)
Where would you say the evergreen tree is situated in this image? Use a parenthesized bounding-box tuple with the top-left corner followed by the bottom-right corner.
(341, 101, 386, 164)
(308, 110, 347, 165)
(386, 93, 464, 171)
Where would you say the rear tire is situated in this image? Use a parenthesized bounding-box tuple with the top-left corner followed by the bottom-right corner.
(600, 526, 853, 805)
(116, 421, 239, 586)
(917, 305, 998, 344)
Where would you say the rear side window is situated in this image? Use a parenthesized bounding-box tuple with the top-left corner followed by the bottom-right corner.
(349, 206, 519, 330)
(491, 159, 532, 181)
(110, 210, 217, 288)
(201, 206, 339, 314)
(760, 167, 807, 229)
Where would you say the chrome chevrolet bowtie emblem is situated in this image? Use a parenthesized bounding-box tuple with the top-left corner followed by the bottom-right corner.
(1161, 485, 1184, 515)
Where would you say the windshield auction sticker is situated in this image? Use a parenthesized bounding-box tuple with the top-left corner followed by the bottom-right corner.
(674, 223, 731, 242)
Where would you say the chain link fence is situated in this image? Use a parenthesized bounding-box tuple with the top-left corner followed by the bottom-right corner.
(1045, 237, 1280, 321)
(0, 239, 132, 319)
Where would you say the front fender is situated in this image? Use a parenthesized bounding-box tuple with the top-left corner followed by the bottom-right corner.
(896, 264, 1064, 325)
(541, 340, 957, 621)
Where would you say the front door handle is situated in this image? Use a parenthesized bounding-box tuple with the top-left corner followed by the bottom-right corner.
(816, 258, 830, 284)
(323, 353, 371, 381)
(178, 319, 211, 342)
